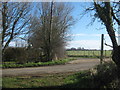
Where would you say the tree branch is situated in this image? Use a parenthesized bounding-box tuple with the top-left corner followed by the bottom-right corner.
(111, 8, 120, 25)
(105, 43, 113, 48)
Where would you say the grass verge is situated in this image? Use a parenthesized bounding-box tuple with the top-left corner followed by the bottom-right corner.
(2, 58, 76, 68)
(2, 73, 73, 88)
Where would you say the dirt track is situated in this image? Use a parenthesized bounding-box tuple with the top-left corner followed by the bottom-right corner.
(2, 58, 110, 76)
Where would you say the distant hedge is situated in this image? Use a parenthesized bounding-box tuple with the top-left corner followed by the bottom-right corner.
(2, 47, 42, 63)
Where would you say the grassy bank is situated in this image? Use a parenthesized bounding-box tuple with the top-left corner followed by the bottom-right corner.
(2, 58, 75, 68)
(2, 61, 120, 88)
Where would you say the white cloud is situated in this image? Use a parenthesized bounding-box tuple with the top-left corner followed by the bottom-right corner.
(66, 40, 100, 49)
(67, 33, 110, 37)
(8, 37, 113, 50)
(66, 40, 112, 50)
(67, 34, 87, 37)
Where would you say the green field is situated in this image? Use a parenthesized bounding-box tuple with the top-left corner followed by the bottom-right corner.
(66, 50, 112, 58)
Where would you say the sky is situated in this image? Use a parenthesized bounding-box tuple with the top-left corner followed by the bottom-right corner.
(64, 2, 119, 50)
(9, 2, 119, 50)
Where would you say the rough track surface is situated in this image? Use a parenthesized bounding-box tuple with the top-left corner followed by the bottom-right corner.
(2, 58, 110, 76)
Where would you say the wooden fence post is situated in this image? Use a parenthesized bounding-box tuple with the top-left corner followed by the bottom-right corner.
(100, 34, 104, 64)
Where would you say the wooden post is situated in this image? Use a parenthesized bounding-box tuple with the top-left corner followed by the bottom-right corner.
(84, 50, 85, 56)
(105, 50, 106, 58)
(100, 34, 104, 64)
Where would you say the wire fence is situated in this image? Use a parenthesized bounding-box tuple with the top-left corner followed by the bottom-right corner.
(66, 50, 112, 58)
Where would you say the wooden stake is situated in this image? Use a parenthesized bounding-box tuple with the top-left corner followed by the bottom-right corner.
(100, 34, 104, 64)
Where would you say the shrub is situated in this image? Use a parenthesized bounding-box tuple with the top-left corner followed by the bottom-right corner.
(3, 47, 43, 63)
(3, 47, 26, 62)
(91, 61, 119, 88)
(63, 61, 120, 88)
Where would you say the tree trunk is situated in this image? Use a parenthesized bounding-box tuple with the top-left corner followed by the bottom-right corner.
(104, 2, 120, 69)
(112, 46, 120, 79)
(112, 46, 120, 67)
(105, 2, 120, 79)
(93, 1, 120, 82)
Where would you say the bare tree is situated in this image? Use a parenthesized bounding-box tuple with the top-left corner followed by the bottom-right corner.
(94, 1, 120, 65)
(29, 2, 74, 61)
(1, 2, 31, 53)
(84, 1, 120, 76)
